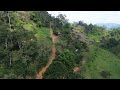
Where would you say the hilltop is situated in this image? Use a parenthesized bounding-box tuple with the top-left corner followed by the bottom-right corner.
(0, 11, 120, 79)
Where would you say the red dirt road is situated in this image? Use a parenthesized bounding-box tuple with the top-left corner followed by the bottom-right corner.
(36, 22, 59, 79)
(36, 45, 57, 79)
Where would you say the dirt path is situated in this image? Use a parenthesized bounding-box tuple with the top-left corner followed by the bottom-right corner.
(36, 22, 59, 79)
(36, 45, 56, 79)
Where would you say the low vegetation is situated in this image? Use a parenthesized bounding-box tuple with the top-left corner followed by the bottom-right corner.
(0, 11, 120, 79)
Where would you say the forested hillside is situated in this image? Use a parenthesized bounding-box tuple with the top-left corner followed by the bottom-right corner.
(0, 11, 54, 78)
(0, 11, 120, 79)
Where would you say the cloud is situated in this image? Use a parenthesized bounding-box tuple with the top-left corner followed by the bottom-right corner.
(48, 11, 120, 24)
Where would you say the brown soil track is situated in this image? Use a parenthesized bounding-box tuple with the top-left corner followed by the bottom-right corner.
(36, 44, 57, 79)
(36, 22, 59, 79)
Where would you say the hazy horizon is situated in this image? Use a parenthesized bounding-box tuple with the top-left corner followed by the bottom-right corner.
(48, 11, 120, 25)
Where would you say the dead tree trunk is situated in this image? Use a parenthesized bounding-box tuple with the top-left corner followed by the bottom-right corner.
(9, 53, 12, 65)
(5, 38, 8, 49)
(7, 12, 11, 29)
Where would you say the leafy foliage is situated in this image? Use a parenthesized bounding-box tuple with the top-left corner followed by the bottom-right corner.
(0, 11, 120, 79)
(0, 11, 53, 79)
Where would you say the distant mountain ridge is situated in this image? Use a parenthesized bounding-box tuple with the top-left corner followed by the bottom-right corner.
(95, 23, 120, 29)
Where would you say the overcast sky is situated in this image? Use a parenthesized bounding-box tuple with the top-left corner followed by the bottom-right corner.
(48, 11, 120, 24)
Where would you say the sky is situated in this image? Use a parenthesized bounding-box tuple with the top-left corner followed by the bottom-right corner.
(48, 11, 120, 24)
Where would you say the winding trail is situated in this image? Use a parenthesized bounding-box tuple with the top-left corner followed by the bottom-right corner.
(36, 22, 59, 79)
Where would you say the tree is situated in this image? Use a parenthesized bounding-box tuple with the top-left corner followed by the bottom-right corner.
(57, 14, 69, 28)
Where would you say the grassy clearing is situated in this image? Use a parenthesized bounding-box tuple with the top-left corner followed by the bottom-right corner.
(81, 46, 120, 79)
